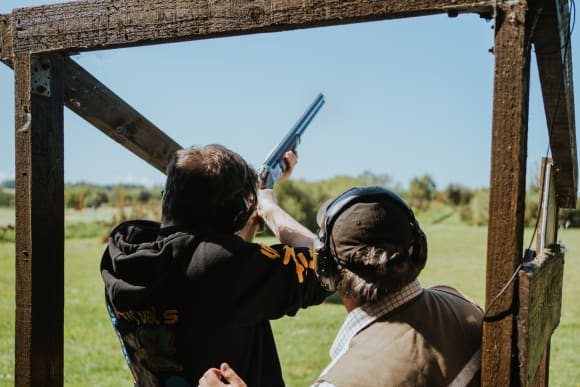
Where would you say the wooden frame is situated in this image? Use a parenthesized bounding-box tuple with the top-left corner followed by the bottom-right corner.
(0, 0, 576, 386)
(14, 52, 65, 386)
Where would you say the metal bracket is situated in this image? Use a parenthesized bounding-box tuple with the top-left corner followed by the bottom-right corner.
(31, 57, 51, 97)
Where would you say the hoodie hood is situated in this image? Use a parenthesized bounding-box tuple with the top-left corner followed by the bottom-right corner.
(100, 220, 198, 311)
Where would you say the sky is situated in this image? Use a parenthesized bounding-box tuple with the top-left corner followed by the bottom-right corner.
(0, 1, 578, 190)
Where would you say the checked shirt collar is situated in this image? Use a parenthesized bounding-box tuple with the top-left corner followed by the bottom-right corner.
(329, 280, 423, 360)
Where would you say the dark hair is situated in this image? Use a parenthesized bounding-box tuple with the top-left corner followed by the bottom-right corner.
(161, 144, 257, 231)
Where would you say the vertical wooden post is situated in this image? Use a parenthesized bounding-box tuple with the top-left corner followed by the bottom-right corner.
(14, 53, 64, 386)
(482, 1, 534, 385)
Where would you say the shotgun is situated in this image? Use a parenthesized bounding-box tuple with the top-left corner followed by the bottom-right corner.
(259, 93, 325, 189)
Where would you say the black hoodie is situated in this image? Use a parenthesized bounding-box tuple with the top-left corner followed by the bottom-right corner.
(100, 220, 328, 387)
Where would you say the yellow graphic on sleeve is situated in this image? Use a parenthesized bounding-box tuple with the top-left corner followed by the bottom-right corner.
(260, 243, 314, 283)
(260, 244, 281, 259)
(297, 252, 309, 268)
(283, 246, 305, 283)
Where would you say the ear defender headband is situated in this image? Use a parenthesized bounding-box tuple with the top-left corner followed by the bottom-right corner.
(313, 186, 427, 292)
(218, 163, 258, 233)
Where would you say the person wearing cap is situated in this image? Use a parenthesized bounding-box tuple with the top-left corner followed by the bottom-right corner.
(199, 186, 483, 387)
(100, 144, 329, 387)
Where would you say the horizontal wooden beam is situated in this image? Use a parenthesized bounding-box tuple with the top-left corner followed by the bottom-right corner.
(533, 0, 577, 208)
(62, 58, 182, 174)
(11, 0, 494, 54)
(1, 15, 181, 174)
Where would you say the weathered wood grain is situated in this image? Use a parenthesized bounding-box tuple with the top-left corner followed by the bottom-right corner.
(14, 53, 65, 386)
(1, 18, 181, 173)
(534, 0, 577, 209)
(11, 0, 494, 54)
(482, 1, 535, 385)
(517, 251, 564, 386)
(531, 345, 550, 387)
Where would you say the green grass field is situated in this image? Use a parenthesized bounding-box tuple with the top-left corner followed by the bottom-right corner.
(0, 225, 579, 386)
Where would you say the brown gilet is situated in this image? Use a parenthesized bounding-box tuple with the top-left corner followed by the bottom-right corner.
(319, 286, 482, 387)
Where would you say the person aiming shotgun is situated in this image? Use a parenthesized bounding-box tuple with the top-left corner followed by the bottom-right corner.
(100, 95, 327, 386)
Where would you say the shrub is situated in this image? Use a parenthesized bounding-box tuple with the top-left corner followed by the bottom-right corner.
(444, 184, 473, 206)
(0, 189, 14, 207)
(468, 190, 489, 226)
(0, 225, 15, 242)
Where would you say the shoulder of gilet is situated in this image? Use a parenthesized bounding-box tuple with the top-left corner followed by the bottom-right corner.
(426, 285, 483, 313)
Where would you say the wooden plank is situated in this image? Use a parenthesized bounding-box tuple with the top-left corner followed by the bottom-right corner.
(524, 156, 559, 387)
(62, 57, 182, 173)
(14, 53, 65, 386)
(11, 0, 495, 54)
(2, 15, 181, 174)
(533, 0, 577, 209)
(481, 1, 535, 385)
(517, 251, 564, 386)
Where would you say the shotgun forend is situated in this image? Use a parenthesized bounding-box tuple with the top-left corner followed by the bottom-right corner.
(259, 93, 325, 189)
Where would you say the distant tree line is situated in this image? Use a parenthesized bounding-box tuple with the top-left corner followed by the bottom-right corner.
(0, 179, 162, 211)
(276, 173, 485, 230)
(1, 174, 579, 228)
(62, 182, 162, 209)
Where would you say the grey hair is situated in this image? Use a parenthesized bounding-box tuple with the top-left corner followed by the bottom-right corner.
(336, 245, 420, 304)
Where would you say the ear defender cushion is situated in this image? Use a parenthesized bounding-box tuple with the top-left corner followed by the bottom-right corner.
(223, 194, 252, 233)
(217, 163, 258, 233)
(411, 222, 427, 270)
(313, 229, 341, 292)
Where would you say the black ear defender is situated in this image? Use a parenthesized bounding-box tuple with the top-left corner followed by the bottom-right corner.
(313, 186, 427, 292)
(218, 163, 258, 233)
(313, 229, 342, 292)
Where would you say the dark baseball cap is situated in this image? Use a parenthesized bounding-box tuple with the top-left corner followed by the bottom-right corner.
(317, 188, 415, 262)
